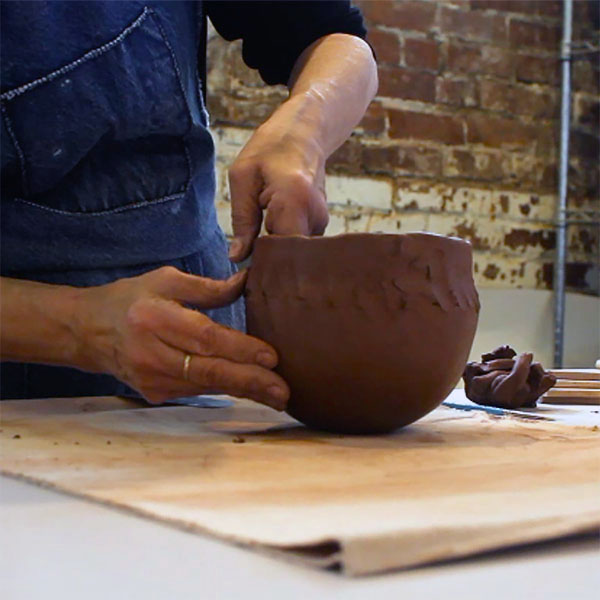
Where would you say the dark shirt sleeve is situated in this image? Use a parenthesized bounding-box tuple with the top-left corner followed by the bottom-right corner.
(205, 1, 367, 86)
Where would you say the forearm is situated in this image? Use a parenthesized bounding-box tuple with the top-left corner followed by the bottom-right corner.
(285, 33, 378, 156)
(0, 277, 84, 367)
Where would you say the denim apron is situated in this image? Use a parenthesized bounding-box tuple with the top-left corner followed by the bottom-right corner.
(1, 2, 244, 399)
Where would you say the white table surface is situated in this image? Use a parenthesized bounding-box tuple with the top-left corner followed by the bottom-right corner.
(1, 475, 598, 600)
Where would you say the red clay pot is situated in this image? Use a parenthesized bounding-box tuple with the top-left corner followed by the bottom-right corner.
(245, 233, 479, 434)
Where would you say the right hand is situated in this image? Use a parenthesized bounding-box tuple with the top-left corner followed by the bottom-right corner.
(74, 266, 289, 409)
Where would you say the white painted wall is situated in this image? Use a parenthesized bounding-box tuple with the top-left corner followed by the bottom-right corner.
(471, 289, 599, 368)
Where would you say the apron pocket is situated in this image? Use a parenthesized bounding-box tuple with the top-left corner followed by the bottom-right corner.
(0, 6, 192, 213)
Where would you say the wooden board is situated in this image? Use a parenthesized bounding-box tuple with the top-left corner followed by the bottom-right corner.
(1, 395, 599, 576)
(548, 369, 600, 381)
(544, 388, 600, 399)
(542, 396, 600, 406)
(554, 379, 600, 389)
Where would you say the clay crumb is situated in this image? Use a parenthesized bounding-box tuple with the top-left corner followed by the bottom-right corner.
(106, 440, 112, 445)
(53, 442, 58, 446)
(232, 436, 246, 444)
(74, 441, 80, 445)
(13, 434, 21, 439)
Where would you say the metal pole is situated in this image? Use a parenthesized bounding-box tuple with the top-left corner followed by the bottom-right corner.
(553, 0, 573, 368)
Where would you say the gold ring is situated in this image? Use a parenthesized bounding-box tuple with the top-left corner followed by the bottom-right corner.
(183, 353, 192, 381)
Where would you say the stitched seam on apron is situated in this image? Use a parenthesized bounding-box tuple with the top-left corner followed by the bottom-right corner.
(0, 7, 152, 102)
(147, 10, 193, 193)
(0, 103, 28, 196)
(10, 191, 186, 216)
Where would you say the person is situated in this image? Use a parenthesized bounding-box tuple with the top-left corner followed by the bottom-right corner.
(0, 1, 377, 408)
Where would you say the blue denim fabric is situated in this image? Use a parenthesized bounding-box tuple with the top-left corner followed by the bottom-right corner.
(0, 2, 244, 398)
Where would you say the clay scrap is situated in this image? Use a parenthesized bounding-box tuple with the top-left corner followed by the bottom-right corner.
(463, 345, 556, 409)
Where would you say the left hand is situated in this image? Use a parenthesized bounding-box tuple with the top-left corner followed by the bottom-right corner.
(227, 99, 329, 262)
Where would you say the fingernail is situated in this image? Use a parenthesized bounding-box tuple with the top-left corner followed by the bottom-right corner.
(256, 351, 277, 369)
(267, 385, 288, 409)
(229, 238, 243, 259)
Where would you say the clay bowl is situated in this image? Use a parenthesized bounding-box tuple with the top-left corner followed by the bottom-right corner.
(245, 232, 479, 434)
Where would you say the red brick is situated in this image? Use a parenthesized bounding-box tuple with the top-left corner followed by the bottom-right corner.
(515, 54, 559, 85)
(466, 113, 535, 147)
(571, 131, 600, 163)
(358, 101, 386, 136)
(447, 42, 512, 78)
(444, 148, 505, 180)
(479, 80, 557, 119)
(512, 85, 557, 119)
(404, 38, 440, 71)
(536, 1, 562, 18)
(440, 6, 508, 42)
(436, 77, 479, 107)
(533, 123, 557, 158)
(574, 96, 600, 131)
(509, 20, 560, 49)
(573, 60, 600, 95)
(367, 28, 400, 65)
(377, 66, 436, 102)
(357, 0, 436, 31)
(541, 163, 557, 189)
(479, 79, 511, 112)
(469, 1, 542, 16)
(446, 42, 481, 74)
(389, 110, 465, 144)
(360, 145, 400, 174)
(395, 145, 443, 176)
(573, 0, 600, 27)
(327, 138, 362, 174)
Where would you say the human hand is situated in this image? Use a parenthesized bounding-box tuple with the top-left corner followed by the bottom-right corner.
(227, 97, 330, 262)
(74, 267, 289, 409)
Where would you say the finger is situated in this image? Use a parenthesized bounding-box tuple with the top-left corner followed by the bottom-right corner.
(154, 342, 289, 410)
(491, 353, 532, 407)
(193, 357, 289, 410)
(161, 269, 248, 309)
(264, 196, 311, 236)
(229, 162, 263, 262)
(152, 302, 278, 369)
(485, 358, 515, 371)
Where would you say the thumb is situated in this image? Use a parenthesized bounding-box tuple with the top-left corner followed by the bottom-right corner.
(169, 269, 248, 308)
(228, 164, 263, 262)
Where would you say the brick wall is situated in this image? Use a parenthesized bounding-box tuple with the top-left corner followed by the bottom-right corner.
(207, 0, 600, 294)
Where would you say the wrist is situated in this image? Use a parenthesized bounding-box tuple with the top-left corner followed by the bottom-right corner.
(69, 284, 114, 374)
(0, 278, 91, 369)
(261, 90, 329, 158)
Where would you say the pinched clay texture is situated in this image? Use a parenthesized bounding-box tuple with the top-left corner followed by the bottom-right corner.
(246, 233, 480, 434)
(463, 345, 556, 409)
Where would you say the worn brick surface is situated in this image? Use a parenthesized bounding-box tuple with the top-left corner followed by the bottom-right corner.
(377, 65, 436, 101)
(515, 54, 559, 85)
(440, 5, 507, 42)
(389, 110, 465, 144)
(357, 0, 436, 31)
(436, 77, 479, 107)
(404, 38, 440, 71)
(207, 2, 599, 294)
(509, 19, 560, 49)
(446, 42, 513, 78)
(367, 28, 401, 65)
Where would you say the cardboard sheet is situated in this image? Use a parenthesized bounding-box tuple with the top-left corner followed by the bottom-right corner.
(1, 392, 599, 575)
